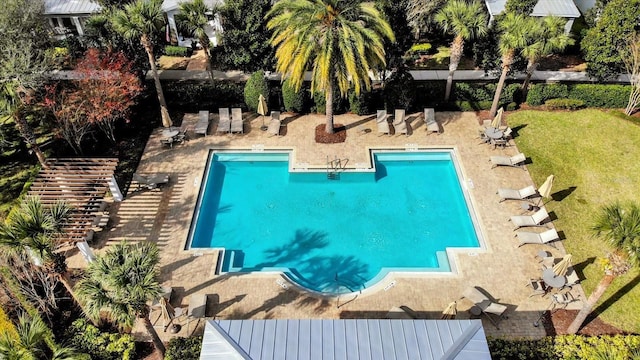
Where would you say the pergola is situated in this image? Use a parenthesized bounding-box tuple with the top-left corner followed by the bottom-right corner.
(27, 158, 119, 243)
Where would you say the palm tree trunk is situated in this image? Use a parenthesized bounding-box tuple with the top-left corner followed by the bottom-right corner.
(201, 40, 215, 84)
(325, 84, 334, 134)
(566, 273, 616, 334)
(141, 314, 165, 356)
(490, 53, 513, 118)
(521, 59, 538, 100)
(445, 36, 464, 102)
(141, 35, 172, 128)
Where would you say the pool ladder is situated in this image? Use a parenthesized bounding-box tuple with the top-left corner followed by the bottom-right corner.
(327, 156, 348, 180)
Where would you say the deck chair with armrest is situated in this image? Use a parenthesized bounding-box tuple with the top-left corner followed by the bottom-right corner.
(490, 153, 526, 169)
(133, 173, 170, 190)
(497, 185, 538, 203)
(516, 228, 559, 247)
(565, 268, 580, 288)
(195, 110, 210, 136)
(267, 111, 282, 137)
(462, 287, 508, 329)
(393, 109, 408, 136)
(510, 208, 550, 230)
(217, 108, 231, 134)
(424, 108, 439, 134)
(230, 108, 244, 134)
(376, 110, 390, 135)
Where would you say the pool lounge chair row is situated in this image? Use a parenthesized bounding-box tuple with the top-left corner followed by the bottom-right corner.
(376, 108, 440, 136)
(217, 108, 244, 134)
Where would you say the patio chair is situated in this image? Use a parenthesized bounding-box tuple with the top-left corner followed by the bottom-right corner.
(565, 268, 580, 288)
(526, 279, 548, 297)
(497, 185, 538, 203)
(195, 110, 210, 136)
(217, 108, 231, 134)
(516, 228, 559, 247)
(536, 250, 555, 269)
(267, 111, 282, 137)
(393, 109, 408, 136)
(462, 287, 507, 329)
(230, 108, 244, 134)
(376, 110, 390, 135)
(490, 153, 526, 169)
(160, 138, 173, 148)
(424, 108, 439, 134)
(478, 129, 490, 144)
(503, 127, 513, 140)
(133, 173, 170, 190)
(510, 208, 550, 230)
(492, 138, 509, 149)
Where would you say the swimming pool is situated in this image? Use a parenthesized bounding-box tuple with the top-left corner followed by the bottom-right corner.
(188, 150, 482, 294)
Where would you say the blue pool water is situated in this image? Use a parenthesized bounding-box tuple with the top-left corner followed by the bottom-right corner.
(189, 151, 480, 294)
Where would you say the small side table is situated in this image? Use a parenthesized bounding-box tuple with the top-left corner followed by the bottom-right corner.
(521, 203, 540, 213)
(469, 306, 482, 316)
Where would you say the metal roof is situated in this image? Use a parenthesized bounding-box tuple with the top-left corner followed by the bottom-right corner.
(200, 319, 491, 360)
(44, 0, 102, 16)
(485, 0, 581, 18)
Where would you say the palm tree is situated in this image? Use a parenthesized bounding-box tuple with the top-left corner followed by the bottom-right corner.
(566, 202, 640, 334)
(435, 0, 487, 101)
(489, 13, 531, 118)
(520, 16, 574, 98)
(112, 0, 172, 127)
(76, 241, 165, 356)
(0, 197, 77, 302)
(176, 0, 217, 82)
(267, 0, 395, 134)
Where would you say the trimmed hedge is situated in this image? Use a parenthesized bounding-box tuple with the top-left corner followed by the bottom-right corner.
(65, 319, 136, 360)
(348, 89, 379, 115)
(161, 81, 245, 113)
(384, 70, 416, 111)
(454, 101, 517, 112)
(282, 79, 307, 113)
(244, 71, 270, 112)
(165, 336, 203, 360)
(545, 98, 585, 110)
(454, 82, 522, 105)
(527, 83, 631, 108)
(164, 46, 192, 57)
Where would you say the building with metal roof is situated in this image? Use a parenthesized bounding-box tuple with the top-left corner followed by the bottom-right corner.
(200, 319, 491, 360)
(485, 0, 582, 34)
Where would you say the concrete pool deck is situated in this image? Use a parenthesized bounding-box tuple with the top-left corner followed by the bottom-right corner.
(67, 111, 584, 340)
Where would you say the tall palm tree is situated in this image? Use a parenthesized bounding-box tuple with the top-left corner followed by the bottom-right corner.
(0, 197, 76, 302)
(112, 0, 172, 127)
(76, 241, 165, 356)
(435, 0, 487, 101)
(176, 0, 218, 82)
(567, 202, 640, 334)
(520, 16, 574, 98)
(267, 0, 395, 134)
(489, 13, 531, 118)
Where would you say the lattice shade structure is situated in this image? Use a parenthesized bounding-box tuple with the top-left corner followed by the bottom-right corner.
(27, 158, 118, 243)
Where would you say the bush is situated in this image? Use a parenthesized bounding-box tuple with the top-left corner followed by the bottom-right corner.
(568, 84, 631, 108)
(488, 337, 556, 360)
(282, 79, 307, 113)
(164, 46, 192, 57)
(312, 91, 326, 114)
(384, 69, 416, 110)
(348, 89, 378, 115)
(65, 319, 136, 360)
(454, 83, 521, 105)
(0, 307, 16, 339)
(453, 101, 517, 112)
(555, 335, 640, 359)
(409, 43, 432, 54)
(161, 81, 244, 112)
(244, 71, 270, 112)
(545, 98, 585, 110)
(165, 336, 203, 360)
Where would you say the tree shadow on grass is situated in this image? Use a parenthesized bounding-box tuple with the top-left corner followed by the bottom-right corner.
(552, 186, 577, 202)
(584, 274, 640, 327)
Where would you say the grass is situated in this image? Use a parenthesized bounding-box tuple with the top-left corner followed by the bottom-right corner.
(509, 109, 640, 332)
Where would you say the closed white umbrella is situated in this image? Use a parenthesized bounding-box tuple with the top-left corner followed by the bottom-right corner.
(491, 107, 504, 128)
(257, 94, 268, 130)
(440, 301, 457, 319)
(538, 174, 555, 205)
(553, 254, 573, 277)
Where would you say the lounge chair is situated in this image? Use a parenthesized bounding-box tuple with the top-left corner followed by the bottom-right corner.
(267, 111, 281, 137)
(424, 108, 439, 134)
(490, 153, 526, 169)
(526, 279, 548, 297)
(217, 108, 230, 134)
(195, 110, 210, 136)
(76, 240, 96, 263)
(186, 294, 208, 333)
(393, 109, 408, 135)
(133, 173, 170, 190)
(516, 228, 559, 247)
(463, 287, 507, 329)
(497, 185, 538, 203)
(230, 108, 244, 133)
(565, 268, 580, 288)
(376, 110, 390, 135)
(510, 208, 550, 230)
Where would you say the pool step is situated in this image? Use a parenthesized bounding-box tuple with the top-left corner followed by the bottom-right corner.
(327, 172, 340, 180)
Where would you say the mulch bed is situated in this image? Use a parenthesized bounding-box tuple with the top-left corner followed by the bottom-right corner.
(542, 309, 626, 336)
(315, 123, 347, 143)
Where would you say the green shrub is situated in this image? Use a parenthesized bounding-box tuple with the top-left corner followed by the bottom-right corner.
(488, 337, 556, 360)
(454, 83, 521, 106)
(348, 89, 377, 115)
(384, 69, 416, 110)
(310, 89, 349, 115)
(164, 46, 192, 57)
(409, 43, 432, 54)
(243, 71, 270, 111)
(65, 319, 136, 360)
(454, 101, 493, 111)
(165, 336, 203, 360)
(568, 84, 631, 108)
(526, 83, 569, 106)
(554, 335, 640, 360)
(312, 91, 326, 114)
(282, 79, 307, 113)
(161, 81, 244, 112)
(545, 98, 586, 110)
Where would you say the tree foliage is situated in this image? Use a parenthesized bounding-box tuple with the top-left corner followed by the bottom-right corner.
(375, 0, 413, 73)
(582, 0, 640, 80)
(504, 0, 537, 15)
(243, 71, 269, 112)
(176, 0, 218, 82)
(406, 0, 447, 39)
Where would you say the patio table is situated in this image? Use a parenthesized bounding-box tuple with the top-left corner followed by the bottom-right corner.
(484, 127, 503, 140)
(542, 268, 566, 288)
(162, 127, 180, 139)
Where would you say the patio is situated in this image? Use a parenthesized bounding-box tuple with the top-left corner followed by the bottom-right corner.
(65, 111, 584, 341)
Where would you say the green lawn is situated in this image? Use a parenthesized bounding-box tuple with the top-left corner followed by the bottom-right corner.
(509, 109, 640, 332)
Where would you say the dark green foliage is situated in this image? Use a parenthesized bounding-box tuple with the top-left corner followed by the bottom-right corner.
(165, 336, 203, 360)
(65, 319, 136, 360)
(163, 46, 192, 57)
(414, 82, 447, 108)
(454, 82, 521, 105)
(243, 71, 269, 111)
(160, 81, 245, 112)
(545, 98, 586, 110)
(526, 83, 631, 108)
(581, 0, 640, 80)
(453, 101, 517, 111)
(488, 337, 556, 360)
(312, 91, 326, 114)
(375, 0, 413, 71)
(349, 89, 379, 115)
(472, 26, 501, 72)
(282, 80, 307, 113)
(384, 69, 416, 111)
(526, 84, 569, 106)
(213, 0, 274, 72)
(311, 89, 349, 115)
(504, 0, 537, 15)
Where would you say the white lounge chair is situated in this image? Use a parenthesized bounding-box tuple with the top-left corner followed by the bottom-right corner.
(76, 240, 97, 263)
(510, 208, 549, 230)
(565, 268, 580, 288)
(393, 109, 407, 136)
(133, 173, 170, 190)
(230, 108, 244, 133)
(424, 108, 439, 134)
(463, 287, 507, 329)
(376, 110, 390, 135)
(490, 153, 526, 169)
(217, 108, 230, 134)
(267, 111, 281, 137)
(516, 228, 559, 247)
(497, 185, 538, 203)
(195, 110, 210, 136)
